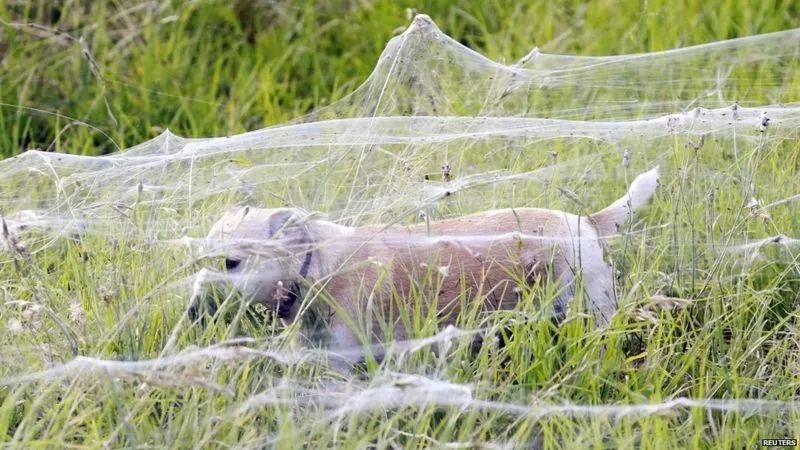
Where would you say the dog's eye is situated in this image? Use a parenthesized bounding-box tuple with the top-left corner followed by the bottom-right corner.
(224, 258, 241, 270)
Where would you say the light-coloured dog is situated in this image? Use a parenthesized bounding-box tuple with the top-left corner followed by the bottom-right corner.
(188, 168, 659, 351)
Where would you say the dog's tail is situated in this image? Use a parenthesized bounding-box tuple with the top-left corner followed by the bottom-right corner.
(590, 167, 659, 236)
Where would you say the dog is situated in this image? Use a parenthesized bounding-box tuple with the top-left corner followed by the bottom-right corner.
(188, 168, 659, 352)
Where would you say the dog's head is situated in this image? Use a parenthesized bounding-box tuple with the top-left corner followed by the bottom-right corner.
(188, 206, 314, 322)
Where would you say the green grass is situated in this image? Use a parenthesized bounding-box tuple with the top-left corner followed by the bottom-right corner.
(1, 1, 800, 448)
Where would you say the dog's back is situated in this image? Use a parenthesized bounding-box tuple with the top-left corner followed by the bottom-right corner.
(334, 209, 570, 328)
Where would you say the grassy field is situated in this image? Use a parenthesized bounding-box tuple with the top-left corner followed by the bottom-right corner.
(2, 1, 800, 448)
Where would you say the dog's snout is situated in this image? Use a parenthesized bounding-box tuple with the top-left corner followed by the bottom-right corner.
(187, 278, 229, 324)
(187, 293, 219, 324)
(187, 297, 200, 322)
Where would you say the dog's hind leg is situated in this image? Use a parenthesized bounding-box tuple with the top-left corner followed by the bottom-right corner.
(563, 244, 616, 326)
(571, 230, 617, 326)
(583, 260, 617, 326)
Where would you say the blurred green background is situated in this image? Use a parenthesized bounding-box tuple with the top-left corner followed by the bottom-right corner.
(0, 0, 797, 158)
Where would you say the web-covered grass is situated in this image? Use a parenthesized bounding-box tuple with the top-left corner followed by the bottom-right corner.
(2, 3, 800, 448)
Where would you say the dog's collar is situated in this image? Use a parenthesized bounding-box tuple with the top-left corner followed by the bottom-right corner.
(277, 242, 313, 320)
(298, 245, 313, 278)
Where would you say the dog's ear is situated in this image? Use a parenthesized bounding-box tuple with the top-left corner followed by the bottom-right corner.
(267, 209, 298, 238)
(267, 209, 314, 264)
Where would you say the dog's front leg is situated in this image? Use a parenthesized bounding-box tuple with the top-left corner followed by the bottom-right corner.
(322, 313, 363, 368)
(327, 314, 360, 349)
